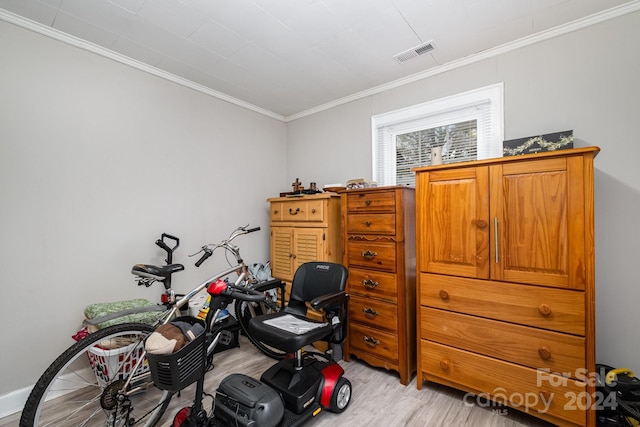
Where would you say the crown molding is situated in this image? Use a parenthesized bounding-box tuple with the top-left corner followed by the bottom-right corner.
(2, 1, 639, 124)
(0, 8, 285, 122)
(284, 0, 640, 122)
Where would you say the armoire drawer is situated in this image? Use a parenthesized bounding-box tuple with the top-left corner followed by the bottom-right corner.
(346, 240, 397, 272)
(421, 307, 585, 375)
(349, 323, 398, 363)
(419, 273, 585, 335)
(350, 295, 398, 332)
(347, 268, 397, 302)
(421, 340, 586, 426)
(346, 190, 396, 212)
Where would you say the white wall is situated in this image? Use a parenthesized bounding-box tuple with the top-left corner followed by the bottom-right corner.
(3, 6, 640, 419)
(287, 11, 640, 374)
(0, 20, 286, 402)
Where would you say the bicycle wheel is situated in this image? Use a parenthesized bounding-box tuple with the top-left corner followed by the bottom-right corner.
(20, 322, 174, 427)
(234, 298, 287, 360)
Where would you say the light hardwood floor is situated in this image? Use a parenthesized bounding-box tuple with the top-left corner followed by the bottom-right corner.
(2, 335, 554, 427)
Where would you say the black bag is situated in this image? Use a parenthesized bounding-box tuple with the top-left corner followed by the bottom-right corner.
(596, 364, 640, 427)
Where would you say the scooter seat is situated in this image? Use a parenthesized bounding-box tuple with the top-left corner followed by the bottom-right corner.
(248, 309, 334, 354)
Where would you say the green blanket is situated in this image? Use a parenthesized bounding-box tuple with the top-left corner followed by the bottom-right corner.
(84, 298, 163, 330)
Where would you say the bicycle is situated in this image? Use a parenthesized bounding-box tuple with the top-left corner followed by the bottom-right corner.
(19, 225, 283, 427)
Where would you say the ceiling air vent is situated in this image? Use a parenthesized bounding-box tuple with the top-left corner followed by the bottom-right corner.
(393, 40, 435, 63)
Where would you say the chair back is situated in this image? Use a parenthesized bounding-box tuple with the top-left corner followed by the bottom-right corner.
(286, 262, 348, 315)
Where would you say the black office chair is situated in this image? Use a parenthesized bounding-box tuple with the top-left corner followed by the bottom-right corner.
(246, 262, 350, 416)
(248, 261, 349, 364)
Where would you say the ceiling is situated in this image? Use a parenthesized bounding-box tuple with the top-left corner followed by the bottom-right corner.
(1, 0, 638, 120)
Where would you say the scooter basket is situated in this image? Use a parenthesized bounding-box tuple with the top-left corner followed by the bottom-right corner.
(147, 317, 206, 392)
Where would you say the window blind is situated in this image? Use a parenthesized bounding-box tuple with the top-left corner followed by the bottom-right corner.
(372, 83, 504, 187)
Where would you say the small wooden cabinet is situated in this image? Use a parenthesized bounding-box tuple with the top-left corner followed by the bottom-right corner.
(414, 147, 599, 427)
(268, 194, 342, 297)
(341, 187, 416, 385)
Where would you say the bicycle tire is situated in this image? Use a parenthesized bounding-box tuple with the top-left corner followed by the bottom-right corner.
(20, 322, 174, 427)
(234, 298, 288, 360)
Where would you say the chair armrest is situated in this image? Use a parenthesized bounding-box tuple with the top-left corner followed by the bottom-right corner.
(310, 291, 348, 311)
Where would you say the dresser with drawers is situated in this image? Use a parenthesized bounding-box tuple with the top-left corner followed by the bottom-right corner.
(341, 186, 415, 385)
(414, 147, 599, 426)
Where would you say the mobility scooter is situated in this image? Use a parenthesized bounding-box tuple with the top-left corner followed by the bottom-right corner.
(153, 261, 352, 427)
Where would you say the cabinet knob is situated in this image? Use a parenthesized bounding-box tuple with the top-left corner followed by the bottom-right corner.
(363, 336, 380, 347)
(476, 219, 488, 228)
(362, 279, 379, 289)
(273, 210, 279, 214)
(311, 208, 316, 214)
(289, 254, 296, 259)
(365, 221, 371, 227)
(538, 347, 552, 360)
(289, 207, 300, 215)
(538, 304, 552, 316)
(440, 359, 450, 371)
(365, 200, 371, 206)
(361, 250, 377, 260)
(439, 290, 450, 301)
(362, 307, 379, 318)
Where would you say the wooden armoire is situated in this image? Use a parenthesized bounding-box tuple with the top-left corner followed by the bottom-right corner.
(414, 147, 599, 427)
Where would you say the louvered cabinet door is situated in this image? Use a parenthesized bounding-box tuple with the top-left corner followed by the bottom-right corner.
(267, 193, 342, 300)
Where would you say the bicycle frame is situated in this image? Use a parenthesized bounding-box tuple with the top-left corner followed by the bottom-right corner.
(122, 262, 250, 396)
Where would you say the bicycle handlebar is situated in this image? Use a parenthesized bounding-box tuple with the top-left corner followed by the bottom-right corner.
(192, 225, 260, 267)
(194, 248, 213, 267)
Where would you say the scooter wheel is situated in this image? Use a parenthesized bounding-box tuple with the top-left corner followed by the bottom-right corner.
(173, 407, 191, 427)
(329, 377, 352, 413)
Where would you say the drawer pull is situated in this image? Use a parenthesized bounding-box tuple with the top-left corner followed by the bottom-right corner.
(311, 208, 316, 214)
(439, 359, 450, 371)
(365, 221, 371, 227)
(362, 279, 379, 289)
(538, 347, 552, 360)
(273, 210, 279, 214)
(361, 250, 377, 260)
(363, 336, 380, 347)
(362, 307, 379, 318)
(538, 304, 552, 316)
(439, 290, 449, 301)
(365, 200, 371, 206)
(289, 207, 300, 215)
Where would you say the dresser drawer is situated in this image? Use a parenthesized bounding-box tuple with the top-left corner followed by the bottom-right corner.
(346, 213, 396, 235)
(346, 190, 395, 213)
(350, 295, 397, 332)
(419, 273, 585, 335)
(347, 268, 397, 302)
(350, 323, 398, 363)
(270, 202, 283, 221)
(347, 240, 397, 272)
(421, 341, 586, 426)
(276, 200, 324, 222)
(421, 307, 585, 375)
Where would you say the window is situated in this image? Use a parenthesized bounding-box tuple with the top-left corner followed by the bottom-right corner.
(372, 83, 504, 186)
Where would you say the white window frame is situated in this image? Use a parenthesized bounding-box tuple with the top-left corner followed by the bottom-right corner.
(372, 83, 504, 186)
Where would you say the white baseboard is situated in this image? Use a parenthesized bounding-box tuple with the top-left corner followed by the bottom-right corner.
(0, 385, 31, 419)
